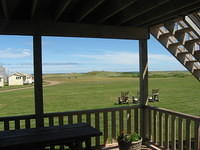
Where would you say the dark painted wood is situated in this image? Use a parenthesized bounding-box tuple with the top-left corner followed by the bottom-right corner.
(139, 39, 148, 141)
(54, 0, 71, 21)
(76, 0, 105, 22)
(97, 0, 137, 23)
(111, 111, 116, 141)
(146, 106, 200, 120)
(139, 39, 148, 105)
(33, 35, 44, 128)
(0, 0, 199, 31)
(103, 112, 108, 144)
(134, 108, 139, 133)
(127, 109, 131, 134)
(135, 0, 200, 26)
(0, 21, 148, 40)
(31, 0, 38, 18)
(194, 120, 200, 150)
(1, 0, 9, 19)
(118, 0, 169, 25)
(0, 105, 140, 122)
(95, 112, 100, 146)
(0, 123, 102, 149)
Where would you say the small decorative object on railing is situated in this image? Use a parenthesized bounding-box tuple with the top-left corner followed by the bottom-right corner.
(117, 131, 142, 150)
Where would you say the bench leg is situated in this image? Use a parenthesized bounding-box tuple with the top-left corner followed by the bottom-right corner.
(85, 138, 92, 150)
(69, 141, 83, 150)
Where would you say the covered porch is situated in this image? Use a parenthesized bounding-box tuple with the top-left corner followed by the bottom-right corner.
(0, 0, 200, 150)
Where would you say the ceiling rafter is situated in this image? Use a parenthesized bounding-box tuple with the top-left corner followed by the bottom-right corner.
(135, 0, 200, 27)
(76, 0, 105, 22)
(1, 0, 9, 20)
(54, 0, 71, 22)
(147, 6, 200, 27)
(31, 0, 38, 18)
(97, 0, 137, 24)
(118, 0, 169, 25)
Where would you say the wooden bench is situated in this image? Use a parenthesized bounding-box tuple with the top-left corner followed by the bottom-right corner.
(0, 123, 102, 150)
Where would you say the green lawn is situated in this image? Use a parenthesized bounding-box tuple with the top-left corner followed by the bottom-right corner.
(0, 72, 199, 117)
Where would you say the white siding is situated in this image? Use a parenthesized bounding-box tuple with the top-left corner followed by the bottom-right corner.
(24, 76, 34, 84)
(8, 75, 24, 86)
(0, 77, 4, 87)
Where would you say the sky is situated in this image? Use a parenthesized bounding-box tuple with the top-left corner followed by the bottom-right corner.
(0, 35, 185, 74)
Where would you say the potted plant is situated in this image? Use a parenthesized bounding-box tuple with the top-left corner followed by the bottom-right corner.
(117, 131, 142, 150)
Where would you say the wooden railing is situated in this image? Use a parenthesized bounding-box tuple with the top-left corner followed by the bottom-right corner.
(0, 105, 141, 149)
(146, 106, 200, 150)
(0, 105, 199, 150)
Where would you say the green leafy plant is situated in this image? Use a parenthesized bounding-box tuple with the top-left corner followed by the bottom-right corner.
(117, 131, 141, 143)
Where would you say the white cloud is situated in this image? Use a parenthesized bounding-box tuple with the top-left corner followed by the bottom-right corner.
(75, 52, 177, 65)
(149, 54, 176, 62)
(0, 48, 32, 58)
(75, 52, 139, 65)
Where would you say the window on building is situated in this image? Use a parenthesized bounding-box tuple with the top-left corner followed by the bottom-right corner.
(16, 76, 21, 80)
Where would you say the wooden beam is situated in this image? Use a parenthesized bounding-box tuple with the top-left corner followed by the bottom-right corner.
(33, 35, 44, 128)
(54, 0, 71, 21)
(31, 0, 38, 18)
(0, 21, 149, 40)
(76, 0, 105, 22)
(97, 0, 137, 24)
(139, 39, 148, 141)
(1, 0, 9, 19)
(134, 0, 200, 26)
(118, 0, 169, 25)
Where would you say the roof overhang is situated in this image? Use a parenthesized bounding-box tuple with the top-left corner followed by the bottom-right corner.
(0, 0, 200, 39)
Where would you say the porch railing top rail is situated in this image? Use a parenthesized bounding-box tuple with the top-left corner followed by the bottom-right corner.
(0, 114, 36, 121)
(0, 105, 199, 122)
(0, 105, 140, 121)
(43, 105, 140, 117)
(146, 105, 200, 121)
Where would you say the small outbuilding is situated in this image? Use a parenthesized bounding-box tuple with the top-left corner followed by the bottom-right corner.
(8, 72, 34, 86)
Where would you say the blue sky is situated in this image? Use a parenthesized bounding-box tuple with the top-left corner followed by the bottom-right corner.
(0, 35, 185, 74)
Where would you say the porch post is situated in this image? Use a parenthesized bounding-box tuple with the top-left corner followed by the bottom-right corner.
(33, 35, 44, 128)
(139, 39, 148, 140)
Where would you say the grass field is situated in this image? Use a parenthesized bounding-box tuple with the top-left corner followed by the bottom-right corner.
(0, 71, 199, 117)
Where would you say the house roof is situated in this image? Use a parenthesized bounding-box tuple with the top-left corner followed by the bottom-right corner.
(10, 72, 32, 77)
(0, 0, 200, 39)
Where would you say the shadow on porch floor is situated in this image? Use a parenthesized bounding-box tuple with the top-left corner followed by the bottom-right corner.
(99, 143, 160, 150)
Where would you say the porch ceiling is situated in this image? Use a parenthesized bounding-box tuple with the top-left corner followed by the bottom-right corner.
(0, 0, 200, 39)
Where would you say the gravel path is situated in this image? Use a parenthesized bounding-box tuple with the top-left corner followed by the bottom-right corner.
(0, 80, 61, 93)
